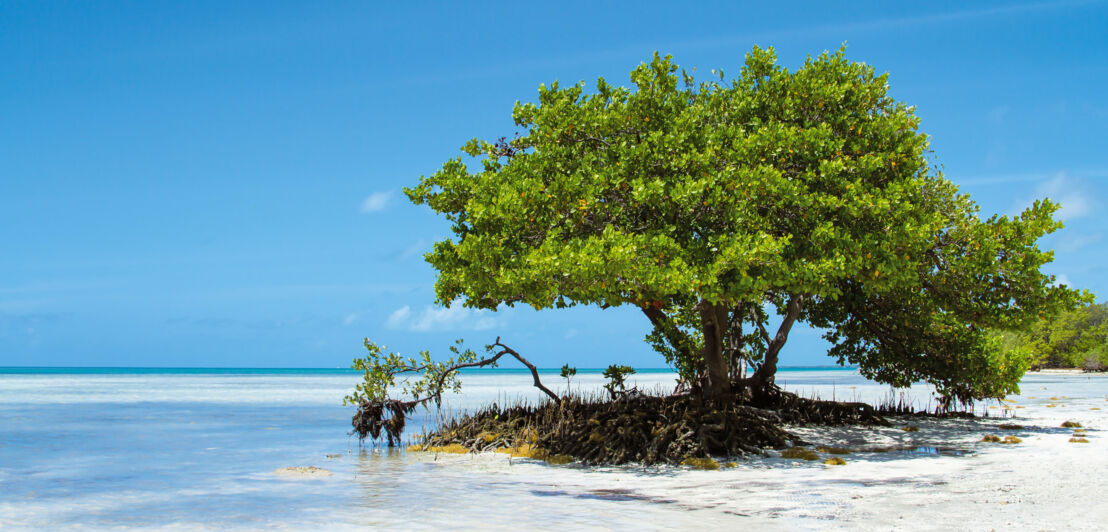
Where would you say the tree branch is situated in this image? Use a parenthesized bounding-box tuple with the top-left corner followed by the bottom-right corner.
(642, 306, 694, 363)
(490, 337, 562, 403)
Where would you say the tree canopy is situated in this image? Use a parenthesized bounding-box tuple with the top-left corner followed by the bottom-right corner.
(405, 46, 1088, 404)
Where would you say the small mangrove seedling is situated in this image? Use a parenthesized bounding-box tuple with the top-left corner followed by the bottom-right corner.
(560, 364, 577, 390)
(1061, 421, 1082, 428)
(602, 364, 636, 400)
(981, 435, 1001, 443)
(1000, 436, 1022, 444)
(823, 457, 847, 465)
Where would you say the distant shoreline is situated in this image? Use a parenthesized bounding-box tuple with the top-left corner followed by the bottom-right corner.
(1028, 368, 1095, 375)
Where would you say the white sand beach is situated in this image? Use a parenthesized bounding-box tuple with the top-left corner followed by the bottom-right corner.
(392, 371, 1108, 531)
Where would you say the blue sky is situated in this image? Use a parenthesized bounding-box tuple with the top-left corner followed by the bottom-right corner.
(2, 0, 1106, 368)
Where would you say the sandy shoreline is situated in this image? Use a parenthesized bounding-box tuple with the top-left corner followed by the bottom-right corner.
(402, 372, 1108, 530)
(1028, 368, 1098, 375)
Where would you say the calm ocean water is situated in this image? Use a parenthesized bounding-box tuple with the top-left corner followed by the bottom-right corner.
(0, 366, 1009, 530)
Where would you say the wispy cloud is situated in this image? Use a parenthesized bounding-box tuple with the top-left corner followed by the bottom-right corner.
(0, 312, 70, 336)
(386, 304, 498, 332)
(343, 313, 359, 326)
(165, 315, 317, 330)
(360, 191, 392, 213)
(954, 168, 1108, 188)
(372, 1, 1099, 92)
(1054, 232, 1103, 253)
(1028, 173, 1094, 220)
(1052, 274, 1073, 287)
(398, 239, 431, 260)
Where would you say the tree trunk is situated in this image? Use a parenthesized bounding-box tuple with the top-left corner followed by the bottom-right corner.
(726, 304, 748, 381)
(697, 300, 732, 400)
(752, 294, 807, 389)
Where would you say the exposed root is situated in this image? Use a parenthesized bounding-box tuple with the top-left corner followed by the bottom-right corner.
(408, 390, 888, 466)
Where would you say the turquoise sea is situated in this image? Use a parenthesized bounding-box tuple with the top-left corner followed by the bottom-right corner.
(0, 366, 948, 530)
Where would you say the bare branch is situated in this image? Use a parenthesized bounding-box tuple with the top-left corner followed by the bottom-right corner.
(491, 337, 562, 403)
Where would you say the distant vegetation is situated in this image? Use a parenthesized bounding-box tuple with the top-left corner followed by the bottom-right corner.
(996, 302, 1108, 371)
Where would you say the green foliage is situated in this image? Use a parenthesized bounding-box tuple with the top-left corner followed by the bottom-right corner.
(560, 363, 577, 387)
(405, 45, 1086, 403)
(602, 364, 636, 398)
(343, 338, 481, 407)
(999, 302, 1108, 370)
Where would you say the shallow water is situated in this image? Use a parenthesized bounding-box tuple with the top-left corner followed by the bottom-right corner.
(1, 368, 1104, 530)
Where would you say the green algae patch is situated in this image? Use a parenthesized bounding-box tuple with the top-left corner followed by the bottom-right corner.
(816, 446, 852, 455)
(681, 456, 721, 470)
(545, 454, 573, 465)
(823, 457, 847, 465)
(1069, 437, 1090, 443)
(478, 432, 499, 443)
(722, 461, 738, 468)
(495, 443, 545, 459)
(902, 425, 920, 432)
(981, 435, 1002, 443)
(780, 447, 820, 461)
(1000, 436, 1022, 444)
(416, 443, 470, 454)
(1061, 421, 1082, 428)
(997, 424, 1023, 430)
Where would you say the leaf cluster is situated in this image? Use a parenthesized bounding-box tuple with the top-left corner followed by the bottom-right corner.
(343, 338, 480, 407)
(602, 364, 636, 399)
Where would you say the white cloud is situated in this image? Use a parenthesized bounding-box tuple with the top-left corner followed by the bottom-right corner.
(360, 191, 392, 213)
(386, 304, 499, 332)
(343, 313, 359, 326)
(399, 239, 431, 259)
(1032, 173, 1092, 220)
(1054, 232, 1102, 253)
(1052, 274, 1073, 287)
(1007, 172, 1098, 221)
